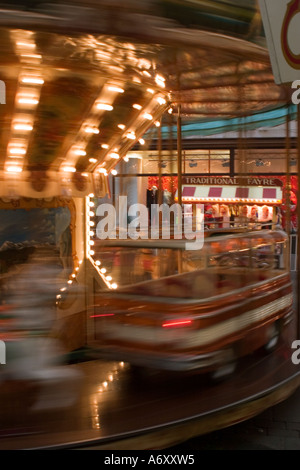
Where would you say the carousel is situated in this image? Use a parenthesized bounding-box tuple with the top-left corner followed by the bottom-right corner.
(0, 0, 300, 450)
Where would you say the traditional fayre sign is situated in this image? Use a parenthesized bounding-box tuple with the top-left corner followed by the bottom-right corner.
(182, 176, 283, 187)
(177, 176, 283, 204)
(259, 0, 300, 84)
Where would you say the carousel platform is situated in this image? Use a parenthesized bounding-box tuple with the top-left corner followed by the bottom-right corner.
(0, 330, 300, 450)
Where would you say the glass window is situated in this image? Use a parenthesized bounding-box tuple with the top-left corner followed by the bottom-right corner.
(234, 148, 298, 174)
(127, 149, 231, 174)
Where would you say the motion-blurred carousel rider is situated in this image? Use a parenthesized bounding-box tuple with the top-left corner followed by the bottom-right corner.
(1, 247, 82, 411)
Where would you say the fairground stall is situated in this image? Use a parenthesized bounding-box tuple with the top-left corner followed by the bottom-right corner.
(175, 175, 283, 230)
(0, 0, 300, 451)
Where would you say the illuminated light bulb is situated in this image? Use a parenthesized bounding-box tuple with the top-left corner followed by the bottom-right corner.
(110, 152, 119, 159)
(106, 275, 112, 281)
(157, 96, 166, 105)
(133, 103, 142, 110)
(8, 147, 26, 155)
(20, 77, 44, 85)
(139, 138, 145, 145)
(71, 274, 76, 278)
(16, 41, 36, 48)
(111, 169, 117, 175)
(96, 103, 113, 111)
(60, 287, 67, 292)
(143, 113, 153, 120)
(89, 221, 95, 227)
(75, 267, 79, 271)
(88, 193, 94, 197)
(18, 97, 39, 105)
(89, 240, 95, 246)
(154, 121, 161, 127)
(56, 294, 61, 299)
(67, 280, 73, 284)
(95, 260, 101, 266)
(89, 201, 95, 207)
(89, 211, 95, 217)
(82, 172, 89, 177)
(111, 283, 118, 289)
(98, 168, 107, 174)
(123, 156, 129, 162)
(156, 74, 165, 81)
(5, 166, 22, 173)
(13, 122, 33, 131)
(84, 126, 99, 134)
(155, 80, 165, 88)
(100, 268, 107, 274)
(168, 107, 173, 114)
(146, 88, 155, 94)
(89, 158, 97, 163)
(62, 166, 76, 172)
(133, 76, 141, 83)
(101, 144, 109, 149)
(103, 381, 108, 388)
(126, 132, 136, 140)
(89, 231, 94, 236)
(89, 250, 95, 255)
(73, 148, 86, 156)
(155, 74, 166, 88)
(118, 124, 125, 130)
(142, 70, 151, 77)
(20, 53, 42, 59)
(107, 85, 124, 93)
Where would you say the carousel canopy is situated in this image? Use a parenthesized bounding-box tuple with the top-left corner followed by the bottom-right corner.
(0, 1, 290, 198)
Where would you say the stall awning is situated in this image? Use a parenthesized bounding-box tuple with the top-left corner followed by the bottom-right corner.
(175, 184, 282, 205)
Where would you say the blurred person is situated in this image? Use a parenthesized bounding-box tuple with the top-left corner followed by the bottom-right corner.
(249, 205, 259, 228)
(220, 204, 230, 228)
(241, 204, 249, 218)
(276, 207, 282, 229)
(250, 205, 258, 220)
(204, 204, 213, 229)
(1, 247, 82, 411)
(262, 205, 270, 220)
(236, 205, 249, 226)
(261, 205, 272, 230)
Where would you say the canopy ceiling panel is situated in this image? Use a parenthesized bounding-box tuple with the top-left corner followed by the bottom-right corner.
(0, 1, 288, 198)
